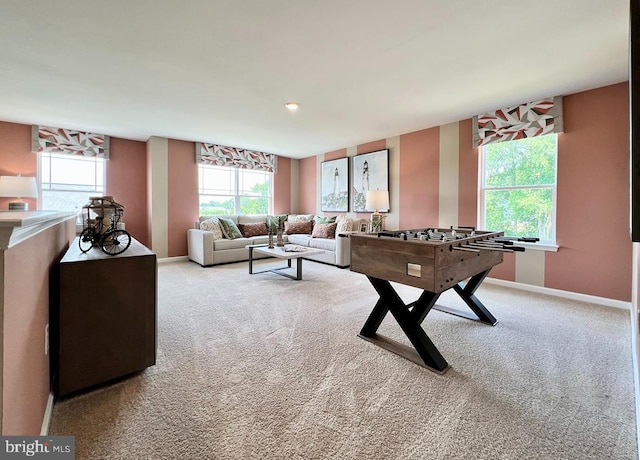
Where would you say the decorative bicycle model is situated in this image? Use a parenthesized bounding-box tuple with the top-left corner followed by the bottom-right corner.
(78, 196, 132, 256)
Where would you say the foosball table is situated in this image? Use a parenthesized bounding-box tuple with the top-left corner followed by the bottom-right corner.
(350, 227, 536, 373)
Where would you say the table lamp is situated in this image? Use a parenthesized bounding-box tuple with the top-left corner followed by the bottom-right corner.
(365, 190, 389, 232)
(0, 175, 38, 210)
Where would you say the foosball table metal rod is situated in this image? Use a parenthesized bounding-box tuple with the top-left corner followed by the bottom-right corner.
(451, 246, 481, 253)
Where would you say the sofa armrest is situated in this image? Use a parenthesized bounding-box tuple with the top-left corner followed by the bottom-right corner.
(187, 229, 215, 266)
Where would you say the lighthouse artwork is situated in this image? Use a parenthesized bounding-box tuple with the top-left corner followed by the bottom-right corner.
(351, 149, 389, 212)
(321, 157, 349, 212)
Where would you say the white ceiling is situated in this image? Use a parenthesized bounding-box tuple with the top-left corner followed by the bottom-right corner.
(0, 1, 630, 159)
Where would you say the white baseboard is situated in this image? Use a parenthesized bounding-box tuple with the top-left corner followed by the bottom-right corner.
(157, 256, 189, 264)
(485, 277, 631, 310)
(40, 392, 54, 435)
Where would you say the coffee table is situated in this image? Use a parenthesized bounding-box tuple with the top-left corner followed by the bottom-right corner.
(247, 244, 324, 280)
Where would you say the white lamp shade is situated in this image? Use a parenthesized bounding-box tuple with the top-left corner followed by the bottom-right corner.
(365, 190, 389, 212)
(0, 175, 39, 198)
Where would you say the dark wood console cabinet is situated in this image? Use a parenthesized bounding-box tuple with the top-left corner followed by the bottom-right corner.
(56, 237, 157, 397)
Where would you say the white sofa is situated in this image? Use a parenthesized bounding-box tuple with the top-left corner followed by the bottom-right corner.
(187, 214, 365, 268)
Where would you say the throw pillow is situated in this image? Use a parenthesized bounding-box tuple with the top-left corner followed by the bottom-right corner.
(314, 215, 337, 224)
(287, 214, 314, 223)
(267, 214, 288, 233)
(200, 217, 224, 240)
(219, 217, 243, 239)
(238, 222, 268, 238)
(312, 222, 337, 239)
(335, 215, 353, 233)
(284, 220, 313, 235)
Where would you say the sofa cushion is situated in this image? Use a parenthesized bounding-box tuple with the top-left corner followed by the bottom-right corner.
(238, 222, 268, 237)
(200, 217, 224, 240)
(286, 234, 311, 247)
(238, 214, 268, 225)
(284, 220, 312, 235)
(308, 238, 336, 252)
(312, 222, 337, 239)
(287, 214, 314, 223)
(219, 218, 243, 239)
(213, 237, 253, 250)
(336, 215, 354, 233)
(213, 215, 239, 224)
(249, 234, 285, 245)
(314, 215, 337, 224)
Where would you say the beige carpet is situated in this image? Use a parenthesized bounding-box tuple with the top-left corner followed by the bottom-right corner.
(49, 259, 637, 459)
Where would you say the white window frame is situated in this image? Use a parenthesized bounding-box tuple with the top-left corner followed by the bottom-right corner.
(198, 164, 273, 215)
(478, 135, 558, 249)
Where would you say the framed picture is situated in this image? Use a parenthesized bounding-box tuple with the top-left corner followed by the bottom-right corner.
(358, 222, 368, 233)
(321, 157, 349, 212)
(351, 149, 389, 212)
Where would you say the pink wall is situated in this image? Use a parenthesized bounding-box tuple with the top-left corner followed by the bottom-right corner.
(399, 128, 439, 228)
(546, 83, 631, 299)
(488, 253, 517, 281)
(107, 138, 150, 247)
(357, 140, 386, 155)
(308, 83, 631, 301)
(298, 156, 317, 214)
(167, 140, 199, 257)
(273, 156, 291, 215)
(2, 218, 74, 434)
(0, 122, 37, 211)
(325, 148, 347, 162)
(0, 84, 631, 300)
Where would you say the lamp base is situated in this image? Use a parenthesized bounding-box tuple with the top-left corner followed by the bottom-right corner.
(8, 201, 28, 211)
(370, 211, 385, 232)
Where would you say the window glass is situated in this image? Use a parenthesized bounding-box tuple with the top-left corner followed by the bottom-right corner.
(39, 152, 105, 214)
(480, 135, 557, 243)
(199, 166, 234, 195)
(239, 169, 268, 195)
(198, 165, 271, 216)
(198, 195, 235, 215)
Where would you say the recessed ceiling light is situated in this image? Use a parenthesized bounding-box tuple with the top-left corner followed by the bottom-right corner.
(284, 102, 299, 111)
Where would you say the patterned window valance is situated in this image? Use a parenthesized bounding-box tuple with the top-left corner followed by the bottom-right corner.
(32, 125, 110, 158)
(196, 143, 278, 173)
(472, 96, 563, 147)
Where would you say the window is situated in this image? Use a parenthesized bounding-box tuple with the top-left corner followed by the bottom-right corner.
(198, 164, 272, 216)
(479, 134, 557, 244)
(39, 152, 105, 214)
